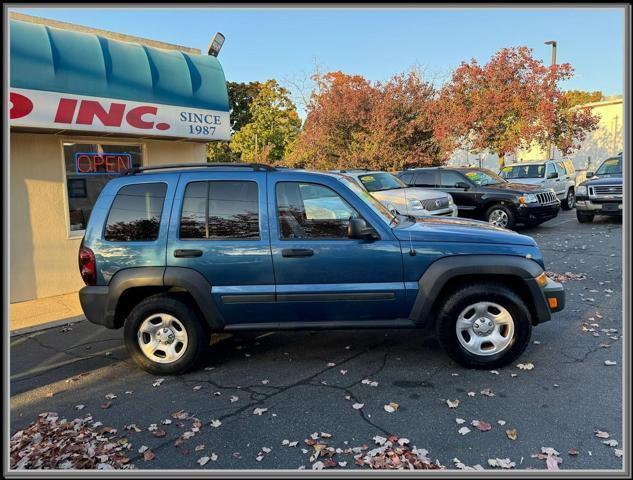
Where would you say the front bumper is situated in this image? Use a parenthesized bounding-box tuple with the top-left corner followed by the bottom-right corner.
(516, 202, 560, 223)
(576, 198, 622, 215)
(542, 277, 565, 313)
(411, 205, 458, 217)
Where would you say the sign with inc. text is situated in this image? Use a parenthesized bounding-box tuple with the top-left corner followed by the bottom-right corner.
(10, 88, 231, 141)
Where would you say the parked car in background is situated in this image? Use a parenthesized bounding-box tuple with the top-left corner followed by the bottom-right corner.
(398, 167, 560, 229)
(575, 153, 623, 223)
(499, 159, 577, 210)
(331, 170, 458, 217)
(78, 163, 564, 374)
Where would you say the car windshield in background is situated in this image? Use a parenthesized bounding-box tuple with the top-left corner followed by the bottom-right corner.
(338, 176, 398, 226)
(358, 173, 406, 192)
(463, 169, 507, 186)
(596, 157, 622, 176)
(500, 164, 545, 179)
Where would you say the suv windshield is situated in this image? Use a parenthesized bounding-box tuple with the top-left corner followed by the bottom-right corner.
(358, 173, 406, 192)
(338, 176, 399, 226)
(462, 169, 507, 186)
(500, 164, 545, 179)
(595, 156, 622, 176)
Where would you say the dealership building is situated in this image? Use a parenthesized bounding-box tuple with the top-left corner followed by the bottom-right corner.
(9, 13, 231, 310)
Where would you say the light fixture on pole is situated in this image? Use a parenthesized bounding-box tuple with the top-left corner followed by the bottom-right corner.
(208, 32, 225, 57)
(544, 40, 557, 160)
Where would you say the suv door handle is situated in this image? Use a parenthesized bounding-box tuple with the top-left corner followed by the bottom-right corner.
(282, 248, 314, 258)
(174, 249, 203, 258)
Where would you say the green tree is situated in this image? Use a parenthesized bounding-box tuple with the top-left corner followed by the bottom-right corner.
(207, 81, 263, 162)
(230, 80, 301, 164)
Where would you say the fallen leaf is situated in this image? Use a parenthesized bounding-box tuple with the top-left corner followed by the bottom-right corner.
(497, 420, 506, 426)
(152, 378, 164, 387)
(604, 360, 617, 366)
(152, 429, 167, 438)
(594, 430, 610, 439)
(458, 427, 471, 435)
(603, 439, 618, 447)
(446, 399, 460, 409)
(75, 405, 85, 410)
(568, 448, 579, 456)
(195, 444, 205, 452)
(210, 419, 221, 428)
(472, 420, 492, 432)
(197, 456, 210, 466)
(192, 385, 202, 391)
(455, 418, 465, 424)
(517, 363, 534, 371)
(229, 395, 239, 403)
(615, 449, 623, 458)
(488, 458, 516, 469)
(467, 392, 475, 397)
(480, 388, 495, 397)
(253, 408, 268, 416)
(100, 400, 112, 410)
(506, 428, 518, 441)
(143, 450, 155, 462)
(383, 402, 399, 413)
(352, 403, 364, 410)
(546, 455, 559, 471)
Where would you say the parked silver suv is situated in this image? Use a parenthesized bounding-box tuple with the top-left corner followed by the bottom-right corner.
(499, 159, 577, 210)
(332, 170, 458, 217)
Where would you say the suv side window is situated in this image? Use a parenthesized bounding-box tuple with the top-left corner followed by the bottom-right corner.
(277, 182, 360, 240)
(413, 171, 437, 187)
(439, 171, 466, 188)
(104, 182, 167, 242)
(545, 162, 557, 179)
(399, 172, 414, 185)
(180, 181, 259, 240)
(563, 160, 575, 175)
(555, 162, 567, 177)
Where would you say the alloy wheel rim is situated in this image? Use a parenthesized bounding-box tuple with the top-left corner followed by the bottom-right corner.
(137, 313, 188, 364)
(488, 209, 508, 228)
(455, 301, 515, 356)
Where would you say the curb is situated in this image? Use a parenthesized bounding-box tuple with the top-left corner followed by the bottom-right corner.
(10, 315, 86, 337)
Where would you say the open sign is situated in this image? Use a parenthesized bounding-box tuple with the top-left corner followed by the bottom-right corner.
(75, 153, 132, 175)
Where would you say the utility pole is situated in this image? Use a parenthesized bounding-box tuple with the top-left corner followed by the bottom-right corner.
(545, 40, 557, 160)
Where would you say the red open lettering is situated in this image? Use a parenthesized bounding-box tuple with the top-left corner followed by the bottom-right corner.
(76, 154, 92, 173)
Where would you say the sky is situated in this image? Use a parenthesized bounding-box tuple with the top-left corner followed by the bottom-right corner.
(12, 6, 625, 110)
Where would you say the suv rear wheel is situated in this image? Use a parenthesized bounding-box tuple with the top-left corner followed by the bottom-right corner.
(436, 283, 532, 369)
(561, 188, 575, 210)
(576, 210, 594, 223)
(124, 294, 209, 375)
(485, 204, 516, 229)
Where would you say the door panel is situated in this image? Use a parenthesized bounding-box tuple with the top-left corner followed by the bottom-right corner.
(167, 172, 276, 324)
(438, 171, 476, 211)
(267, 173, 407, 322)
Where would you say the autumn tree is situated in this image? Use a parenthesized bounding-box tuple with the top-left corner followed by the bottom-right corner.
(286, 70, 447, 170)
(230, 80, 301, 164)
(207, 81, 263, 162)
(564, 90, 603, 107)
(435, 46, 599, 167)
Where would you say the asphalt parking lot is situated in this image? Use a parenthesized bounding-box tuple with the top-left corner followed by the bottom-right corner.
(10, 210, 624, 470)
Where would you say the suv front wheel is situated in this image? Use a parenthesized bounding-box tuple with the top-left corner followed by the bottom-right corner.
(485, 204, 516, 229)
(124, 293, 209, 375)
(435, 283, 532, 369)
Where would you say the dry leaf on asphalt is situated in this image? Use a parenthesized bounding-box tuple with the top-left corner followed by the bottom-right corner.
(197, 456, 210, 466)
(603, 439, 618, 447)
(604, 360, 617, 366)
(143, 450, 155, 462)
(471, 420, 492, 432)
(152, 429, 167, 438)
(455, 418, 465, 424)
(487, 458, 516, 469)
(568, 448, 579, 456)
(446, 399, 460, 409)
(594, 430, 610, 439)
(458, 427, 471, 435)
(229, 395, 239, 403)
(383, 402, 399, 413)
(506, 428, 518, 441)
(100, 401, 112, 410)
(352, 403, 364, 410)
(210, 420, 221, 428)
(253, 408, 268, 416)
(517, 363, 534, 370)
(480, 388, 495, 397)
(152, 378, 164, 387)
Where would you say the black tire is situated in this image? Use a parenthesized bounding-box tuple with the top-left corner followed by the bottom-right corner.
(123, 293, 209, 375)
(485, 204, 516, 229)
(576, 210, 594, 223)
(561, 188, 575, 210)
(435, 283, 532, 369)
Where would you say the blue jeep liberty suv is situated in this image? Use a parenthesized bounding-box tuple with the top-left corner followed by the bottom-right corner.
(78, 163, 565, 374)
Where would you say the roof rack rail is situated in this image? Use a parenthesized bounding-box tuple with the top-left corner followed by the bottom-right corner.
(122, 162, 276, 175)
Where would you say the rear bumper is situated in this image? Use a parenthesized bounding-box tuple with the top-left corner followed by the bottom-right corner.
(516, 202, 560, 223)
(79, 286, 115, 328)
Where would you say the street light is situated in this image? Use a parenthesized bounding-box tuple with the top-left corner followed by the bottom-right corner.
(544, 40, 557, 160)
(207, 32, 225, 57)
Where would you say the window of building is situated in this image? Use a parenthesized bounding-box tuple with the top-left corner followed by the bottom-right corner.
(179, 181, 260, 240)
(63, 142, 143, 233)
(104, 183, 167, 242)
(276, 182, 360, 240)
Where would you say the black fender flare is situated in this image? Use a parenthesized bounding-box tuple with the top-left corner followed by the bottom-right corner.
(105, 266, 224, 330)
(409, 254, 549, 326)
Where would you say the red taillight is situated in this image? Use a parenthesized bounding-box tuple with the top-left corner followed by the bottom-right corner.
(79, 246, 96, 286)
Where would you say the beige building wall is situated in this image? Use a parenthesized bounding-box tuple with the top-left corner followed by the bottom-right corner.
(10, 132, 207, 303)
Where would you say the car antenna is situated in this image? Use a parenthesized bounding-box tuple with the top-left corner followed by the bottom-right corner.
(408, 231, 416, 256)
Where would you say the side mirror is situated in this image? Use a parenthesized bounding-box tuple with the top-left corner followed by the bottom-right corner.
(348, 218, 377, 240)
(455, 181, 470, 190)
(547, 172, 558, 179)
(586, 171, 594, 178)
